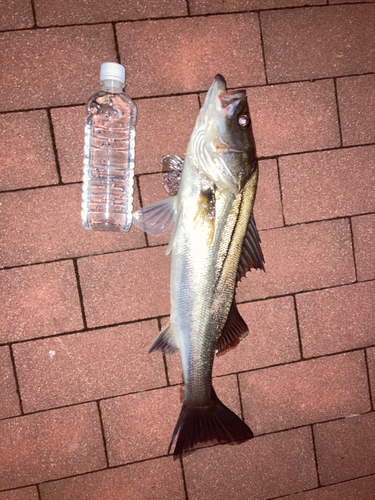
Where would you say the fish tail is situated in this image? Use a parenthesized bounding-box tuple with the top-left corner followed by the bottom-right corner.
(168, 388, 253, 459)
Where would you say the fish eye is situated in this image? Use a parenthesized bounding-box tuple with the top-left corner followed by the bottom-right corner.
(238, 115, 250, 127)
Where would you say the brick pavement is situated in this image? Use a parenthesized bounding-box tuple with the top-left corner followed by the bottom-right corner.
(1, 1, 374, 499)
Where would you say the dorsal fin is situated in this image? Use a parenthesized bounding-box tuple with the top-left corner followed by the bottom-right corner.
(236, 212, 265, 282)
(216, 300, 249, 356)
(161, 154, 183, 196)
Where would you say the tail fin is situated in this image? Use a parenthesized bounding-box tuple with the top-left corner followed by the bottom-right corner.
(168, 389, 253, 458)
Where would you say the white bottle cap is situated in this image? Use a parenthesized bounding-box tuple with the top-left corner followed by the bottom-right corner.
(100, 62, 125, 84)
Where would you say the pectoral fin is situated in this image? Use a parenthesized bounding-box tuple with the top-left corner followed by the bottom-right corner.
(216, 300, 249, 356)
(236, 212, 265, 282)
(132, 197, 177, 236)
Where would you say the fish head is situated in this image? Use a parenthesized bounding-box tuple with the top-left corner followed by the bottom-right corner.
(190, 74, 256, 194)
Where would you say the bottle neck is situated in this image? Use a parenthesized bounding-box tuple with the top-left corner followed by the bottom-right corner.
(100, 79, 124, 93)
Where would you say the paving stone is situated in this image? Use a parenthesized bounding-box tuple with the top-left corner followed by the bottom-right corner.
(261, 4, 375, 83)
(277, 474, 375, 499)
(0, 111, 58, 191)
(253, 159, 284, 230)
(116, 14, 265, 98)
(239, 351, 370, 434)
(247, 80, 340, 157)
(39, 457, 184, 500)
(0, 403, 106, 490)
(0, 487, 39, 500)
(352, 213, 375, 282)
(279, 146, 375, 224)
(78, 246, 170, 327)
(337, 74, 375, 147)
(0, 261, 83, 343)
(135, 94, 199, 175)
(0, 346, 21, 420)
(0, 26, 116, 112)
(0, 0, 34, 30)
(100, 375, 241, 464)
(166, 297, 301, 385)
(183, 427, 317, 500)
(367, 347, 375, 407)
(236, 219, 355, 302)
(13, 320, 166, 413)
(297, 282, 375, 358)
(50, 106, 85, 184)
(314, 412, 375, 485)
(190, 0, 326, 15)
(34, 0, 187, 26)
(0, 184, 145, 268)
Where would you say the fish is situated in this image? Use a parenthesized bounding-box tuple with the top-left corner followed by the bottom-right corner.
(132, 74, 265, 458)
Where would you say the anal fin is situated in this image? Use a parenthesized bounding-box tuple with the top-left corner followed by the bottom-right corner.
(149, 322, 179, 356)
(216, 300, 248, 356)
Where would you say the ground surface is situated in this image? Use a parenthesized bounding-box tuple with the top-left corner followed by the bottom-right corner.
(1, 1, 375, 499)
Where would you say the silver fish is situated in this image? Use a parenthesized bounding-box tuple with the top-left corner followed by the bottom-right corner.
(133, 74, 264, 458)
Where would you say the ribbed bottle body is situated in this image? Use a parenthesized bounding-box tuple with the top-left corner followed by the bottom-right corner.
(81, 90, 136, 232)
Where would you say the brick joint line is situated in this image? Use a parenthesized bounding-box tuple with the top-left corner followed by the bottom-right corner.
(292, 294, 305, 360)
(29, 0, 37, 29)
(47, 109, 63, 185)
(333, 78, 344, 148)
(310, 424, 322, 487)
(364, 349, 375, 412)
(348, 217, 359, 283)
(179, 455, 190, 500)
(96, 401, 110, 468)
(36, 483, 42, 500)
(236, 373, 246, 422)
(275, 157, 286, 226)
(73, 258, 88, 330)
(8, 345, 24, 416)
(257, 11, 269, 85)
(112, 22, 121, 64)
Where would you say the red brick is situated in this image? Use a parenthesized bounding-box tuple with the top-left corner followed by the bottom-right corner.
(247, 80, 340, 157)
(183, 427, 317, 500)
(277, 475, 375, 500)
(367, 347, 375, 406)
(239, 352, 370, 435)
(78, 246, 170, 327)
(34, 0, 187, 26)
(13, 320, 166, 413)
(314, 413, 375, 485)
(190, 0, 325, 15)
(337, 75, 375, 147)
(254, 159, 284, 230)
(261, 5, 375, 83)
(0, 403, 106, 490)
(236, 219, 355, 303)
(0, 185, 145, 268)
(0, 26, 116, 112)
(352, 214, 375, 282)
(279, 146, 375, 225)
(0, 261, 83, 343)
(116, 14, 265, 98)
(100, 375, 241, 464)
(0, 346, 21, 420)
(50, 106, 85, 184)
(0, 0, 33, 30)
(135, 95, 199, 175)
(166, 297, 301, 385)
(0, 487, 39, 500)
(297, 282, 375, 358)
(0, 111, 58, 191)
(39, 457, 184, 500)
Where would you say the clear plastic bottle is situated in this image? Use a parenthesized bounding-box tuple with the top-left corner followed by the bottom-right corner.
(81, 62, 137, 231)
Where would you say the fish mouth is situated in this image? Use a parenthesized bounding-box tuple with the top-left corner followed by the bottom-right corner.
(202, 74, 227, 109)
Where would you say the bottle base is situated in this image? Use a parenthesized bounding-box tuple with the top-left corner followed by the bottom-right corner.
(82, 215, 131, 232)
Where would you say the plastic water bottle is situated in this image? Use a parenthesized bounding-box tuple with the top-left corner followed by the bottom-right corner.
(81, 62, 137, 231)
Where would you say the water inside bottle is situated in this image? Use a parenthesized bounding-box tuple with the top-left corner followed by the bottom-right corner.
(82, 91, 136, 231)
